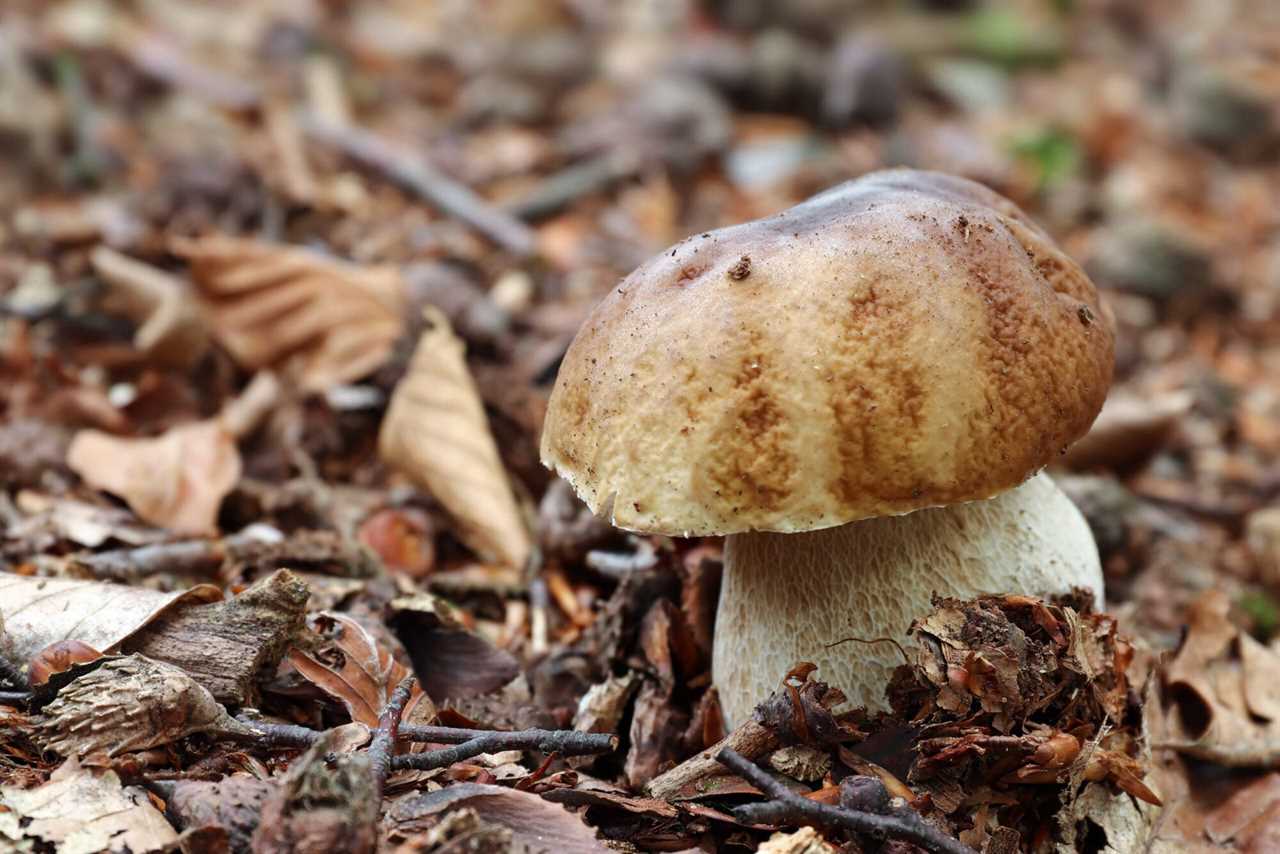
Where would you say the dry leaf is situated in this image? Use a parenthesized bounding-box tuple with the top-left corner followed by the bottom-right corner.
(0, 574, 221, 665)
(379, 308, 531, 569)
(90, 246, 211, 370)
(1159, 589, 1280, 767)
(1061, 389, 1193, 470)
(288, 612, 433, 730)
(0, 759, 178, 853)
(173, 235, 406, 392)
(66, 372, 279, 534)
(389, 782, 611, 854)
(33, 655, 250, 759)
(757, 827, 839, 854)
(390, 592, 520, 700)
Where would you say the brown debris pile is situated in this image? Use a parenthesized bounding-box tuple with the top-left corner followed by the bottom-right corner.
(883, 593, 1159, 848)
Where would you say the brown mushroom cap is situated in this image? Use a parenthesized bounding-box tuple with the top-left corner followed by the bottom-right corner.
(541, 169, 1114, 536)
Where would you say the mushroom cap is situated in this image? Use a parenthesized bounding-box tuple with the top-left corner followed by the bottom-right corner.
(540, 169, 1114, 536)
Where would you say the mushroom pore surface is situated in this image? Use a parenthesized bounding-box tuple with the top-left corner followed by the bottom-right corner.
(713, 472, 1103, 725)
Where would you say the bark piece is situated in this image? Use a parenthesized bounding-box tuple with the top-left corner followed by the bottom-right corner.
(645, 718, 779, 800)
(166, 777, 275, 854)
(123, 569, 311, 706)
(252, 729, 378, 854)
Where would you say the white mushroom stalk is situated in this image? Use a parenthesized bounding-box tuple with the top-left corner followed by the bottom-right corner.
(713, 472, 1103, 725)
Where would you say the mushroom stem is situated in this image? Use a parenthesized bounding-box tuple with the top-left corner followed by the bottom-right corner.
(712, 472, 1103, 726)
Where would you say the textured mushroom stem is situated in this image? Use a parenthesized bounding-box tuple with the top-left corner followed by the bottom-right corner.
(712, 473, 1103, 726)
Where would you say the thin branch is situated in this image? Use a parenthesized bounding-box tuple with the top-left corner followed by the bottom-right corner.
(370, 676, 415, 798)
(716, 748, 975, 854)
(230, 716, 617, 759)
(391, 729, 617, 772)
(300, 115, 537, 257)
(76, 540, 226, 582)
(0, 690, 30, 706)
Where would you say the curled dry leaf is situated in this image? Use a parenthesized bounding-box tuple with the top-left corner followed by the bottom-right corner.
(1159, 589, 1280, 767)
(90, 246, 211, 370)
(0, 759, 178, 853)
(389, 782, 611, 854)
(66, 372, 279, 534)
(172, 235, 406, 392)
(379, 308, 532, 569)
(33, 655, 250, 759)
(288, 612, 433, 730)
(0, 574, 221, 665)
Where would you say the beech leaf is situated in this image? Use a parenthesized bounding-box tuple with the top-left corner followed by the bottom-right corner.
(0, 574, 222, 665)
(0, 759, 178, 853)
(389, 782, 610, 854)
(66, 372, 279, 534)
(288, 612, 433, 730)
(173, 235, 406, 392)
(379, 308, 531, 569)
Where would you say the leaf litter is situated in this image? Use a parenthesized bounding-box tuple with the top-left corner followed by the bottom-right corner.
(1, 0, 1279, 851)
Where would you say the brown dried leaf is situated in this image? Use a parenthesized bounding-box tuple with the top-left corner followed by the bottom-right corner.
(33, 655, 249, 759)
(288, 612, 432, 730)
(1160, 589, 1280, 766)
(0, 759, 178, 852)
(66, 373, 279, 534)
(0, 574, 221, 665)
(1061, 389, 1193, 470)
(91, 246, 211, 370)
(390, 593, 520, 700)
(389, 782, 610, 854)
(173, 235, 406, 392)
(756, 827, 839, 853)
(68, 421, 240, 535)
(379, 308, 531, 569)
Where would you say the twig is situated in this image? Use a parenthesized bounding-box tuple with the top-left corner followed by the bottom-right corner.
(299, 115, 537, 257)
(716, 749, 975, 854)
(77, 540, 226, 582)
(0, 690, 31, 706)
(503, 151, 637, 221)
(231, 716, 617, 759)
(391, 728, 617, 772)
(231, 717, 322, 748)
(369, 676, 415, 798)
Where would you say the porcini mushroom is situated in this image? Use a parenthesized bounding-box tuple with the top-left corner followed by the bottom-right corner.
(540, 169, 1113, 725)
